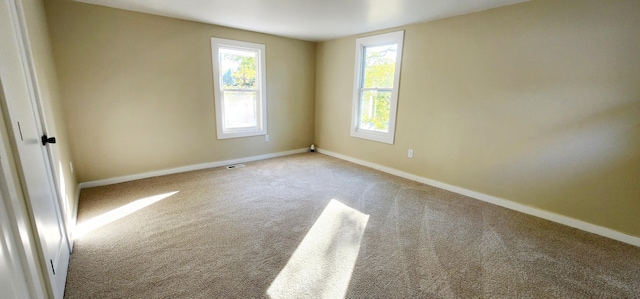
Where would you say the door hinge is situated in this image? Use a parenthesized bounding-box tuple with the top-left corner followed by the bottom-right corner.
(50, 259, 55, 275)
(17, 122, 24, 141)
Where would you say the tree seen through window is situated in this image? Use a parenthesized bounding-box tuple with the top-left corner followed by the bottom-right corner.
(360, 44, 397, 132)
(219, 48, 259, 129)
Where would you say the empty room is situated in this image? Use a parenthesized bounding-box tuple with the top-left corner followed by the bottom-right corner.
(1, 0, 639, 298)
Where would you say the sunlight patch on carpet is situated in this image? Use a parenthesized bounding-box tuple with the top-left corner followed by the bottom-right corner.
(267, 199, 369, 299)
(74, 191, 178, 239)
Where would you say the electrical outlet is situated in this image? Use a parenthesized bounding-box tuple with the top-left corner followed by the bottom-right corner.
(408, 149, 414, 158)
(265, 135, 269, 142)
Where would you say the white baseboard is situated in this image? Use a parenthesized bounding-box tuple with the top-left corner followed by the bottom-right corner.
(317, 148, 640, 247)
(68, 183, 81, 251)
(79, 148, 309, 189)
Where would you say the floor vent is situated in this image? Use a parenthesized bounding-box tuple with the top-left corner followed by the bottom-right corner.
(226, 164, 245, 169)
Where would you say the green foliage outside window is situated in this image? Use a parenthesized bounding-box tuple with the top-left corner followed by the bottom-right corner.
(221, 52, 257, 89)
(361, 46, 396, 131)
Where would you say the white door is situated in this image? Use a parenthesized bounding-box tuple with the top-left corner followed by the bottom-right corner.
(0, 0, 70, 297)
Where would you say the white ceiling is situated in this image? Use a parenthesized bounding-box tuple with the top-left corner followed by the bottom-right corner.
(75, 0, 528, 42)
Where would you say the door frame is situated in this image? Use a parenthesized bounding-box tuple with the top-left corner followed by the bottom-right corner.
(0, 187, 31, 299)
(0, 0, 70, 297)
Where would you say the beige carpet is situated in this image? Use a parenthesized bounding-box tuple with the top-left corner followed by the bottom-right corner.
(65, 153, 640, 298)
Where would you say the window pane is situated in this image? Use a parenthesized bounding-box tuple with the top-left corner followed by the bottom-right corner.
(363, 44, 397, 89)
(219, 48, 258, 90)
(223, 91, 257, 129)
(359, 90, 391, 132)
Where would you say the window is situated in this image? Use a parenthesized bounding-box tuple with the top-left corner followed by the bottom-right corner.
(211, 38, 267, 139)
(351, 31, 404, 144)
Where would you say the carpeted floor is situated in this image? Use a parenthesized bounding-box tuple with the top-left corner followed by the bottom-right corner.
(64, 153, 640, 298)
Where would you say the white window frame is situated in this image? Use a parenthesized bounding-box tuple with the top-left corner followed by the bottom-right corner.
(211, 37, 267, 139)
(350, 31, 404, 144)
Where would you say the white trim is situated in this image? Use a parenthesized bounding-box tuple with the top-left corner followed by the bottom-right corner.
(79, 148, 309, 189)
(0, 189, 31, 299)
(68, 183, 80, 252)
(317, 148, 640, 247)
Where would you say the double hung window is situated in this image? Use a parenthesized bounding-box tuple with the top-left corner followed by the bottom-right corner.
(351, 31, 404, 144)
(211, 38, 267, 139)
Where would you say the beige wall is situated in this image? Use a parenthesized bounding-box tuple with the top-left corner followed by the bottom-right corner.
(44, 0, 640, 237)
(22, 0, 78, 238)
(44, 0, 316, 182)
(316, 0, 640, 236)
